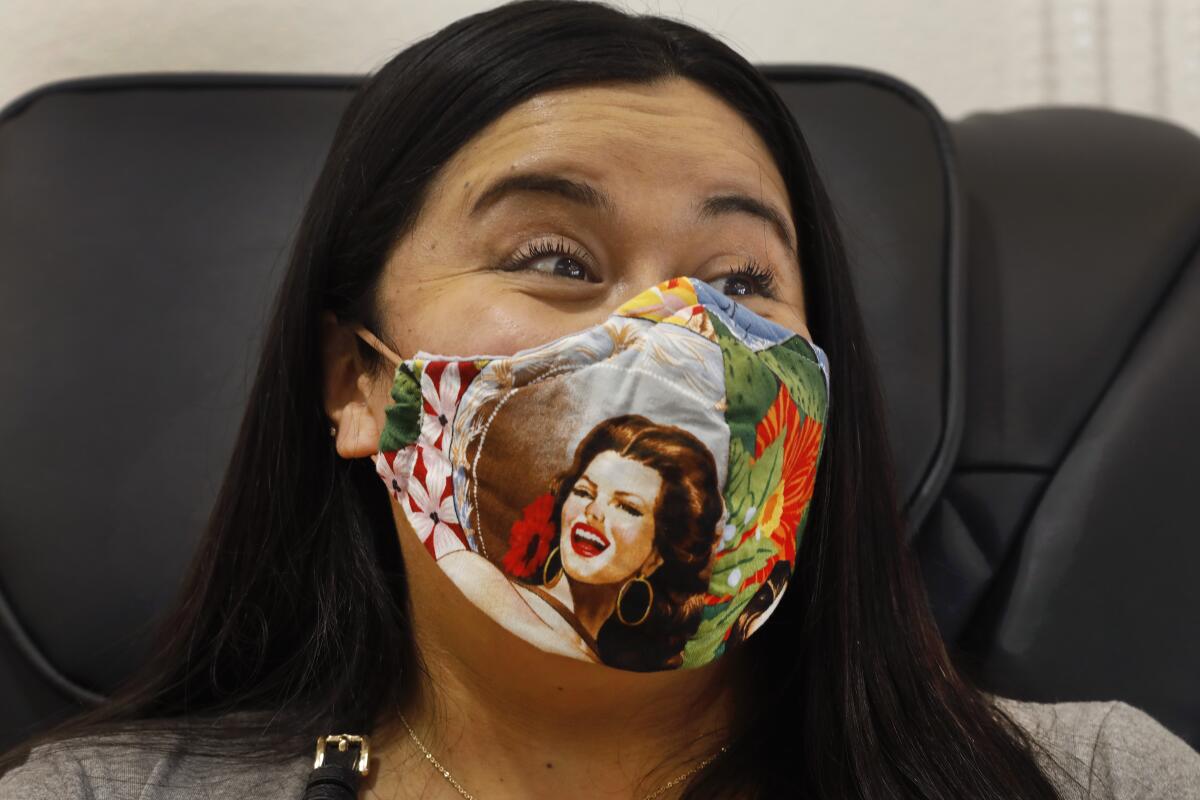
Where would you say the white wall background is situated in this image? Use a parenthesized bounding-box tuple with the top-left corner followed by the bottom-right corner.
(2, 0, 1198, 133)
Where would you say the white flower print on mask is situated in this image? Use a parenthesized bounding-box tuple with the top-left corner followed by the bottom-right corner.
(405, 444, 468, 559)
(420, 361, 462, 456)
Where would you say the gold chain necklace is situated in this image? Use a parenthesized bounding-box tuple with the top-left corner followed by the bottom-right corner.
(398, 713, 727, 800)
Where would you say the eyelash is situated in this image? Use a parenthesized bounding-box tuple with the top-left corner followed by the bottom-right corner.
(571, 485, 644, 517)
(493, 235, 780, 298)
(619, 502, 644, 517)
(726, 257, 779, 299)
(495, 236, 594, 276)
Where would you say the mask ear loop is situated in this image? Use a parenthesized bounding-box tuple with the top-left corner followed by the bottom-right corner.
(806, 338, 832, 407)
(351, 324, 405, 369)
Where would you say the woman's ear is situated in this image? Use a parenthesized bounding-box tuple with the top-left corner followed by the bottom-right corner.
(642, 548, 665, 577)
(320, 310, 386, 460)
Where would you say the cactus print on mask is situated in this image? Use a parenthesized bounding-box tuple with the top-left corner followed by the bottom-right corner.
(357, 276, 830, 672)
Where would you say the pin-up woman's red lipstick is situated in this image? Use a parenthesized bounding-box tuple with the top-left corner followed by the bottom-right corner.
(570, 521, 610, 558)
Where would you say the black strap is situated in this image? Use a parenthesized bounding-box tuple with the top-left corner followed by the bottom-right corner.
(303, 764, 362, 799)
(302, 735, 366, 800)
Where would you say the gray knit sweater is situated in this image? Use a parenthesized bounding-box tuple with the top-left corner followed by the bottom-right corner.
(2, 696, 1198, 798)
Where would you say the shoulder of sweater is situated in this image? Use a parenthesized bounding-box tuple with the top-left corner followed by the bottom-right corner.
(0, 729, 313, 800)
(986, 692, 1200, 799)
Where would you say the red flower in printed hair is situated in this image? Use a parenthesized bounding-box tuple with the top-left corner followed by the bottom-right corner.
(501, 492, 557, 579)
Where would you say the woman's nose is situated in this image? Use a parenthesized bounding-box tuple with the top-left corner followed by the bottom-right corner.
(617, 263, 694, 302)
(535, 269, 697, 346)
(577, 268, 694, 326)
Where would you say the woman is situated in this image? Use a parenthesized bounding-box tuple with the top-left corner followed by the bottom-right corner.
(430, 413, 723, 671)
(513, 413, 724, 671)
(2, 1, 1197, 798)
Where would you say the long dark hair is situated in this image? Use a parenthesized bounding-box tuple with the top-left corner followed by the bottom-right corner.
(543, 414, 723, 671)
(2, 1, 1077, 796)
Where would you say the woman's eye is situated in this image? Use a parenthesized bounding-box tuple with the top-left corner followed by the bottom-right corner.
(571, 486, 593, 499)
(617, 501, 643, 517)
(530, 255, 588, 280)
(708, 258, 780, 299)
(496, 236, 595, 282)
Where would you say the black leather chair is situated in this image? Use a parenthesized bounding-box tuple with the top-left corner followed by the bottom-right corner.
(918, 105, 1200, 743)
(1, 67, 1196, 753)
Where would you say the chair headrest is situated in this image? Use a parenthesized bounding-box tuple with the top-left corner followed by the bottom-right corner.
(0, 69, 959, 702)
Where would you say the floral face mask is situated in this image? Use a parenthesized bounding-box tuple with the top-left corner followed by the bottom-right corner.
(353, 276, 831, 672)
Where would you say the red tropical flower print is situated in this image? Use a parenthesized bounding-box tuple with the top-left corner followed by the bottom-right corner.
(708, 383, 825, 600)
(501, 492, 557, 579)
(753, 384, 823, 565)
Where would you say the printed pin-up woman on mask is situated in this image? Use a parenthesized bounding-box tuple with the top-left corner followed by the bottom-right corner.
(528, 414, 726, 672)
(6, 1, 1198, 799)
(401, 409, 728, 672)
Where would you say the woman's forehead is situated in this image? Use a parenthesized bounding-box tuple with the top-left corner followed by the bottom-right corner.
(437, 78, 791, 221)
(585, 450, 663, 484)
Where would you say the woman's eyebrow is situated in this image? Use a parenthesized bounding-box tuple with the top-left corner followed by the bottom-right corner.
(471, 172, 616, 216)
(612, 490, 648, 506)
(468, 170, 797, 257)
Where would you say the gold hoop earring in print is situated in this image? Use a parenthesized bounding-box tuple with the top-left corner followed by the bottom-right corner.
(616, 574, 653, 626)
(542, 546, 563, 587)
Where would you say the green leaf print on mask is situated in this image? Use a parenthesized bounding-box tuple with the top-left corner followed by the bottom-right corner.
(709, 316, 779, 455)
(681, 315, 789, 668)
(681, 431, 786, 668)
(379, 362, 424, 453)
(757, 337, 827, 424)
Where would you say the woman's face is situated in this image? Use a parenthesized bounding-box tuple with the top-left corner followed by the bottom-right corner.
(558, 450, 663, 584)
(364, 75, 808, 366)
(326, 75, 810, 577)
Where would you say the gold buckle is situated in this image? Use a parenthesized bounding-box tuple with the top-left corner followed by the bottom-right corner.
(314, 733, 371, 776)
